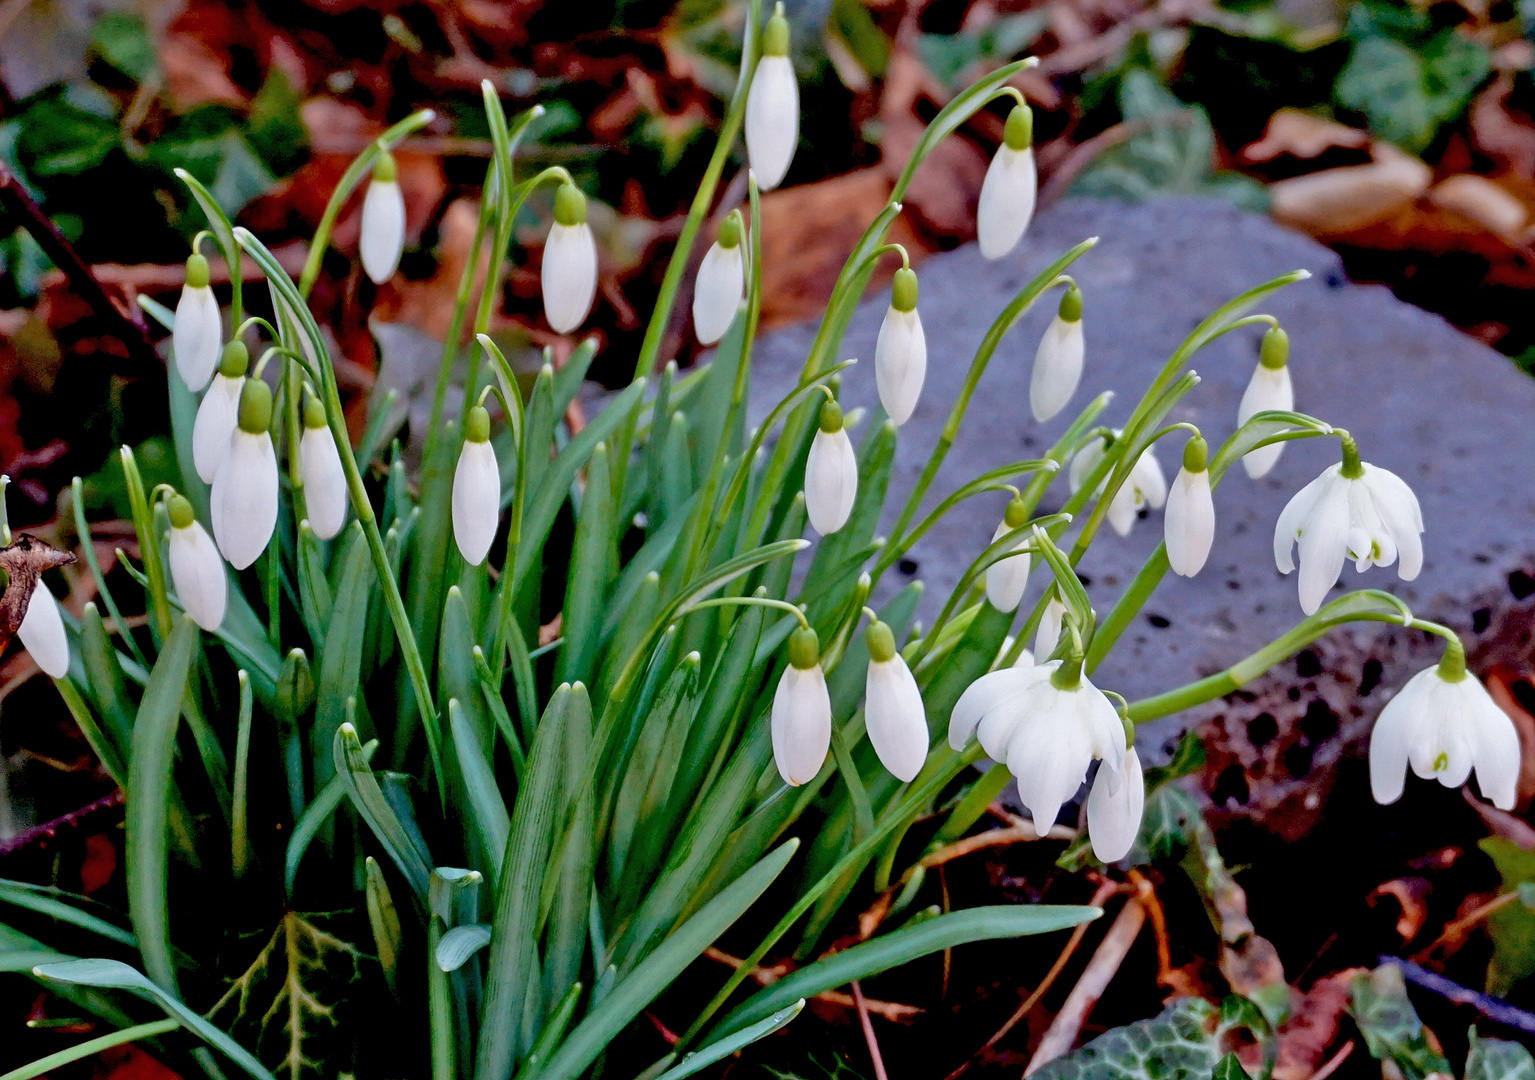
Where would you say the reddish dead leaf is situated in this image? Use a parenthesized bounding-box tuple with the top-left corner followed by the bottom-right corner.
(1272, 970, 1360, 1080)
(1428, 175, 1528, 238)
(1269, 144, 1432, 236)
(1486, 665, 1535, 809)
(1366, 877, 1431, 942)
(1244, 109, 1371, 164)
(1469, 74, 1535, 178)
(80, 831, 118, 894)
(98, 1044, 183, 1080)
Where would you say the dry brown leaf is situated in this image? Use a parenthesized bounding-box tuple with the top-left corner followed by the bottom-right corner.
(1367, 877, 1431, 942)
(1272, 971, 1361, 1080)
(1469, 74, 1535, 177)
(1428, 175, 1528, 237)
(159, 31, 247, 111)
(1244, 109, 1370, 163)
(1269, 144, 1432, 236)
(1485, 666, 1535, 808)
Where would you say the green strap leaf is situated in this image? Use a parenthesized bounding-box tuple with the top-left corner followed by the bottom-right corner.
(0, 1018, 182, 1080)
(649, 1000, 804, 1080)
(333, 723, 433, 902)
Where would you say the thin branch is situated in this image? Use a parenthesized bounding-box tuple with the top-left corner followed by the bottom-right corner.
(0, 789, 124, 859)
(1026, 896, 1147, 1075)
(851, 980, 890, 1080)
(702, 948, 923, 1023)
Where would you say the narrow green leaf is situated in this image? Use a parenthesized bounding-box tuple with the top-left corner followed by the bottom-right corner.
(0, 881, 136, 948)
(334, 722, 432, 901)
(610, 653, 701, 887)
(77, 604, 134, 756)
(558, 444, 616, 687)
(652, 1000, 803, 1080)
(365, 856, 404, 997)
(543, 685, 595, 1018)
(314, 526, 375, 791)
(285, 738, 377, 896)
(552, 338, 598, 415)
(0, 1018, 181, 1080)
(450, 699, 510, 883)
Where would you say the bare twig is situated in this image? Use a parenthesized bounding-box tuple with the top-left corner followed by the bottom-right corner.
(1412, 891, 1520, 961)
(1310, 1040, 1355, 1080)
(0, 789, 125, 859)
(703, 947, 923, 1023)
(851, 980, 890, 1080)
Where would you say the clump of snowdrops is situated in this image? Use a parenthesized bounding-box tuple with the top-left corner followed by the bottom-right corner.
(3, 1, 1517, 1077)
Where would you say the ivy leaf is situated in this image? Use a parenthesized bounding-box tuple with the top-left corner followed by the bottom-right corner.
(1476, 837, 1535, 995)
(1028, 998, 1224, 1080)
(89, 12, 157, 84)
(1348, 965, 1451, 1080)
(1465, 1026, 1535, 1080)
(1211, 1053, 1253, 1080)
(1334, 29, 1489, 153)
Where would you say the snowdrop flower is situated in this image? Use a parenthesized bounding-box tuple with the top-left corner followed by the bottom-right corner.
(542, 183, 598, 334)
(1087, 745, 1144, 862)
(949, 658, 1125, 837)
(985, 498, 1032, 613)
(875, 267, 926, 425)
(1274, 436, 1423, 615)
(693, 211, 745, 345)
(1031, 285, 1084, 422)
(745, 5, 798, 191)
(1369, 644, 1519, 810)
(211, 378, 279, 571)
(452, 405, 500, 565)
(1069, 432, 1166, 537)
(1034, 595, 1068, 660)
(1165, 435, 1215, 578)
(193, 341, 247, 484)
(18, 579, 68, 678)
(772, 625, 831, 785)
(1238, 326, 1294, 479)
(864, 618, 927, 782)
(166, 494, 226, 632)
(805, 399, 857, 535)
(360, 149, 406, 284)
(300, 394, 348, 541)
(174, 252, 222, 391)
(977, 104, 1037, 260)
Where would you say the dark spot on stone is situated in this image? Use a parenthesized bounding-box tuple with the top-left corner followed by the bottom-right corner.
(1247, 712, 1278, 747)
(1288, 687, 1302, 702)
(1359, 659, 1383, 696)
(1302, 699, 1339, 742)
(898, 558, 919, 575)
(1284, 742, 1314, 777)
(1296, 650, 1322, 677)
(1213, 764, 1250, 806)
(1326, 270, 1345, 289)
(1226, 580, 1241, 591)
(1146, 613, 1171, 629)
(1104, 575, 1120, 587)
(1233, 521, 1248, 535)
(1474, 553, 1490, 564)
(1076, 573, 1092, 587)
(1511, 570, 1535, 600)
(1472, 607, 1491, 633)
(1022, 435, 1036, 448)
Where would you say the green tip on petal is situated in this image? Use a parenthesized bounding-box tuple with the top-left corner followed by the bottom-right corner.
(818, 399, 844, 434)
(303, 393, 327, 429)
(1260, 325, 1289, 370)
(465, 405, 491, 442)
(185, 253, 210, 289)
(167, 494, 195, 529)
(718, 212, 743, 249)
(238, 378, 273, 434)
(1182, 434, 1208, 473)
(788, 625, 820, 669)
(865, 620, 896, 663)
(1003, 104, 1033, 151)
(1004, 496, 1028, 529)
(219, 340, 249, 378)
(554, 183, 587, 227)
(763, 8, 790, 55)
(1058, 284, 1083, 323)
(372, 149, 397, 183)
(892, 267, 919, 313)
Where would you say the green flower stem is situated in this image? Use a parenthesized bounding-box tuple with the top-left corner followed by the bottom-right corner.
(686, 595, 809, 630)
(423, 175, 497, 463)
(120, 445, 172, 640)
(0, 1019, 181, 1080)
(71, 476, 149, 670)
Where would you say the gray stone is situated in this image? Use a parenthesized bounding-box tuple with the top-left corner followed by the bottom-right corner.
(751, 196, 1535, 749)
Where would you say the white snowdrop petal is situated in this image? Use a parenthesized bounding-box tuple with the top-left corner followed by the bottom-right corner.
(193, 374, 244, 484)
(1295, 475, 1351, 615)
(1368, 686, 1414, 805)
(169, 522, 228, 631)
(984, 521, 1031, 612)
(1030, 316, 1084, 423)
(301, 425, 350, 540)
(1363, 466, 1424, 581)
(1468, 682, 1520, 810)
(212, 431, 279, 570)
(1237, 364, 1294, 478)
(1006, 689, 1092, 839)
(1088, 748, 1144, 863)
(772, 664, 831, 785)
(17, 580, 69, 677)
(950, 665, 1044, 751)
(977, 147, 1036, 260)
(1107, 486, 1139, 537)
(452, 440, 501, 566)
(173, 286, 222, 391)
(865, 657, 928, 782)
(360, 178, 407, 284)
(745, 55, 799, 191)
(874, 308, 927, 425)
(1165, 468, 1215, 577)
(692, 242, 745, 344)
(805, 428, 858, 535)
(1133, 448, 1167, 510)
(1034, 597, 1067, 660)
(542, 223, 598, 334)
(1067, 436, 1108, 495)
(1273, 467, 1334, 575)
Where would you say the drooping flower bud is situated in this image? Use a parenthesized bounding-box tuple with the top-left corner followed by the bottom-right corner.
(1165, 435, 1215, 578)
(300, 393, 348, 540)
(212, 377, 279, 570)
(985, 497, 1032, 613)
(875, 267, 926, 425)
(864, 618, 927, 781)
(1030, 285, 1084, 422)
(977, 104, 1037, 260)
(1238, 326, 1294, 479)
(745, 4, 799, 191)
(194, 341, 248, 484)
(693, 211, 745, 345)
(772, 625, 831, 785)
(804, 399, 858, 535)
(360, 149, 406, 284)
(174, 252, 222, 391)
(452, 405, 500, 565)
(18, 579, 69, 678)
(542, 183, 598, 334)
(166, 493, 226, 631)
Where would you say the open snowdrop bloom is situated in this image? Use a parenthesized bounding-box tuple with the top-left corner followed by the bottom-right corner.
(985, 498, 1032, 612)
(1035, 595, 1067, 659)
(193, 341, 247, 484)
(452, 405, 501, 566)
(863, 617, 927, 782)
(1238, 326, 1294, 479)
(977, 103, 1037, 260)
(693, 211, 745, 344)
(1086, 745, 1144, 862)
(173, 252, 222, 391)
(359, 149, 406, 284)
(745, 5, 798, 191)
(1274, 435, 1423, 615)
(543, 183, 598, 334)
(211, 377, 279, 571)
(1369, 643, 1519, 810)
(300, 394, 348, 540)
(950, 656, 1125, 837)
(17, 579, 69, 678)
(1164, 434, 1215, 578)
(805, 398, 857, 535)
(1030, 285, 1084, 422)
(875, 267, 926, 425)
(1069, 432, 1166, 537)
(772, 625, 831, 785)
(166, 493, 226, 632)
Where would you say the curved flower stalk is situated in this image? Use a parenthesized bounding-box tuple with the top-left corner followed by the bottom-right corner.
(543, 183, 598, 333)
(166, 493, 226, 631)
(1238, 326, 1294, 479)
(805, 399, 857, 535)
(173, 252, 222, 391)
(875, 267, 926, 425)
(211, 378, 279, 571)
(1069, 432, 1166, 537)
(1274, 434, 1423, 614)
(773, 625, 831, 785)
(985, 497, 1032, 613)
(863, 616, 927, 782)
(693, 211, 746, 344)
(1031, 284, 1084, 422)
(1370, 640, 1519, 810)
(452, 404, 501, 566)
(745, 4, 798, 191)
(193, 342, 248, 484)
(300, 393, 349, 540)
(359, 149, 407, 284)
(17, 579, 69, 678)
(1165, 434, 1214, 578)
(977, 103, 1037, 260)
